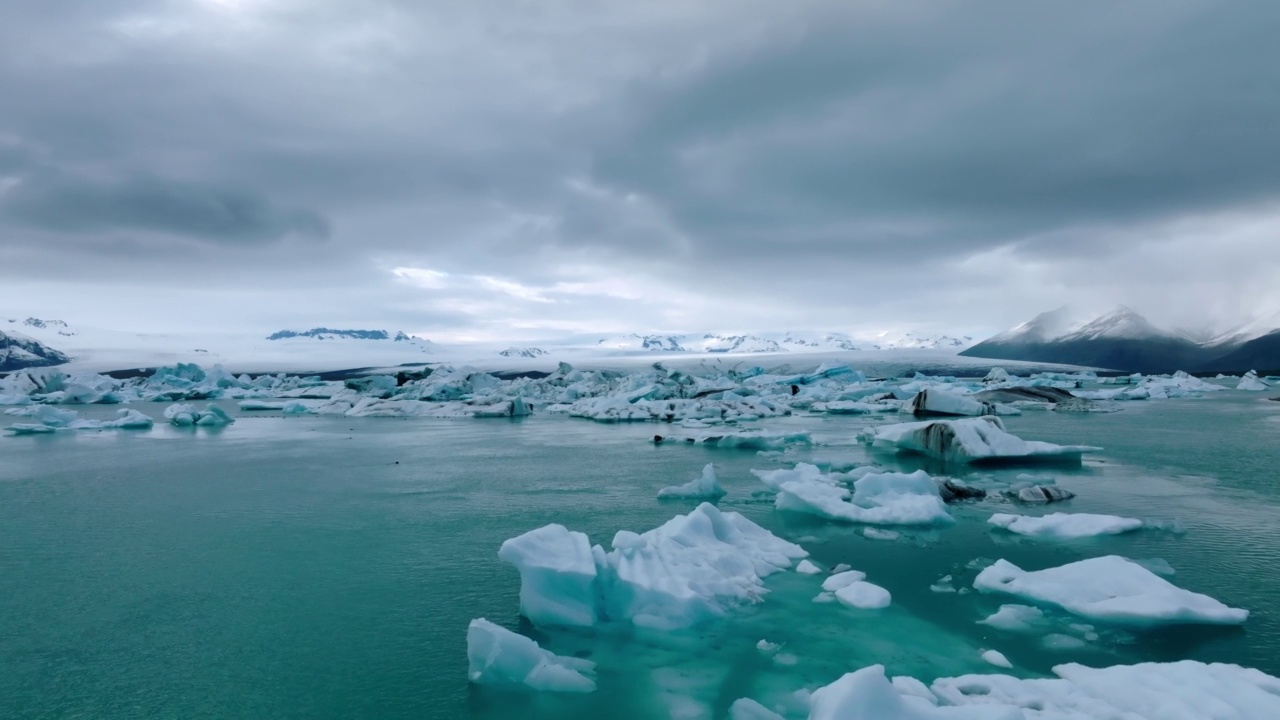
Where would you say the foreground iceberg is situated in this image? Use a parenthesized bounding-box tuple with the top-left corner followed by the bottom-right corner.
(974, 556, 1248, 626)
(804, 661, 1280, 720)
(499, 503, 806, 630)
(867, 416, 1098, 465)
(988, 512, 1143, 539)
(908, 389, 999, 418)
(657, 463, 726, 499)
(466, 618, 596, 693)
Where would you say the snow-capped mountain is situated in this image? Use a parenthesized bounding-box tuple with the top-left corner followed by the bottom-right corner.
(596, 334, 688, 352)
(963, 305, 1278, 373)
(1205, 310, 1280, 348)
(0, 328, 71, 371)
(779, 332, 863, 351)
(686, 334, 784, 354)
(267, 328, 428, 343)
(1055, 306, 1167, 342)
(499, 346, 550, 358)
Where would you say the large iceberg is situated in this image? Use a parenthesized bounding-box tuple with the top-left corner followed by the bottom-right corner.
(988, 512, 1143, 539)
(974, 555, 1248, 626)
(466, 618, 596, 693)
(498, 524, 599, 628)
(805, 661, 1280, 720)
(499, 503, 806, 630)
(908, 389, 1000, 418)
(867, 416, 1098, 465)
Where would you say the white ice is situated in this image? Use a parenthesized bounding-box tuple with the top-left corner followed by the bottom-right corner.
(499, 503, 807, 630)
(658, 463, 726, 499)
(974, 556, 1248, 626)
(980, 650, 1013, 669)
(772, 467, 954, 526)
(988, 512, 1143, 539)
(868, 416, 1098, 465)
(466, 618, 596, 693)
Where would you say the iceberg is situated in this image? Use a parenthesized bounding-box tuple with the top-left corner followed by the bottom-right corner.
(465, 618, 596, 693)
(773, 469, 954, 526)
(974, 556, 1248, 626)
(980, 650, 1013, 669)
(1006, 485, 1075, 504)
(164, 403, 235, 426)
(908, 389, 999, 418)
(988, 512, 1143, 539)
(810, 660, 1280, 720)
(867, 416, 1098, 465)
(834, 581, 892, 609)
(977, 604, 1047, 632)
(499, 503, 806, 630)
(498, 524, 599, 628)
(1238, 370, 1271, 391)
(657, 463, 726, 499)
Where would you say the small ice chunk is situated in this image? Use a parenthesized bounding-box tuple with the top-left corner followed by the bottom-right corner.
(796, 559, 822, 575)
(981, 650, 1013, 669)
(1042, 633, 1089, 650)
(756, 639, 780, 653)
(822, 570, 868, 592)
(773, 653, 799, 666)
(466, 618, 596, 693)
(863, 528, 900, 541)
(834, 581, 891, 609)
(728, 698, 785, 720)
(929, 575, 957, 593)
(988, 512, 1143, 540)
(1010, 485, 1076, 504)
(832, 563, 853, 573)
(975, 556, 1249, 626)
(658, 463, 726, 499)
(978, 604, 1046, 632)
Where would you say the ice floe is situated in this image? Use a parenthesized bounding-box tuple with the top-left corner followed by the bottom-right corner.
(764, 464, 955, 526)
(866, 416, 1098, 465)
(164, 403, 235, 426)
(988, 512, 1143, 539)
(974, 556, 1248, 626)
(805, 660, 1280, 720)
(466, 618, 596, 693)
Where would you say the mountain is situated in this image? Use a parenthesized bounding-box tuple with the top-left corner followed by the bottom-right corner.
(596, 334, 688, 352)
(1203, 330, 1280, 373)
(267, 328, 428, 342)
(499, 346, 550, 358)
(961, 306, 1212, 373)
(687, 334, 784, 354)
(780, 332, 862, 351)
(0, 329, 70, 371)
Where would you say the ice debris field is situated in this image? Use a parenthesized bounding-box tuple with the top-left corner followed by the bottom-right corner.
(5, 359, 1280, 719)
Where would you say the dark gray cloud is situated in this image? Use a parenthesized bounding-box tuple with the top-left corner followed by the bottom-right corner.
(1, 0, 1278, 338)
(3, 171, 329, 243)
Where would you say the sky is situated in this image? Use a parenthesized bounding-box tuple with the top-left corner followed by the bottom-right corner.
(2, 0, 1280, 343)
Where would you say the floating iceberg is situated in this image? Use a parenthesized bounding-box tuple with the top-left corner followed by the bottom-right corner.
(499, 503, 806, 630)
(164, 403, 235, 427)
(867, 416, 1098, 465)
(908, 389, 1000, 418)
(809, 660, 1280, 719)
(773, 468, 954, 526)
(656, 430, 811, 451)
(988, 512, 1143, 539)
(1239, 370, 1271, 391)
(657, 463, 726, 499)
(498, 524, 599, 628)
(1006, 485, 1075, 504)
(980, 650, 1013, 669)
(978, 604, 1047, 632)
(466, 618, 596, 693)
(5, 407, 154, 434)
(834, 581, 892, 609)
(974, 556, 1248, 626)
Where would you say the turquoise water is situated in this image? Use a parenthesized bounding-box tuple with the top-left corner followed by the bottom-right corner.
(2, 392, 1279, 718)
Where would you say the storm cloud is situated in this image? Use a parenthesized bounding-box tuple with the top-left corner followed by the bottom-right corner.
(1, 0, 1278, 339)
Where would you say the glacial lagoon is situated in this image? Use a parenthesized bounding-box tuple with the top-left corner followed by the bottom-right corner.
(3, 388, 1280, 718)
